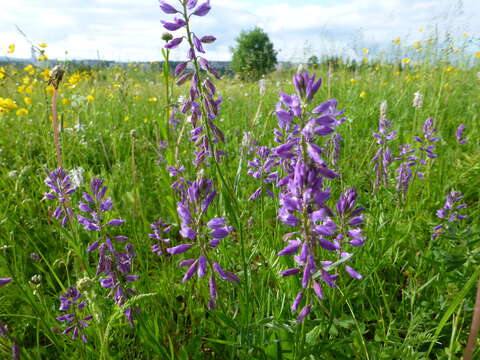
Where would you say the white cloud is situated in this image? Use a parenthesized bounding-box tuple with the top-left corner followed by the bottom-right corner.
(0, 0, 478, 62)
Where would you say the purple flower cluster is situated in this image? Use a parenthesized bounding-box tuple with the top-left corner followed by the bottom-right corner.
(395, 118, 439, 197)
(78, 178, 139, 326)
(149, 217, 172, 256)
(44, 169, 75, 226)
(247, 146, 278, 200)
(259, 71, 364, 322)
(432, 190, 468, 240)
(455, 124, 467, 144)
(56, 286, 93, 343)
(160, 0, 225, 166)
(278, 188, 365, 322)
(372, 104, 396, 190)
(168, 176, 237, 309)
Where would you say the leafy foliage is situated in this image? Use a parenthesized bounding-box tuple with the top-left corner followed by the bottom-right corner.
(230, 27, 277, 81)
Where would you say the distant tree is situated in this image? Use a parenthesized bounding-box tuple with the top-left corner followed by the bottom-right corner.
(307, 55, 319, 69)
(230, 27, 277, 81)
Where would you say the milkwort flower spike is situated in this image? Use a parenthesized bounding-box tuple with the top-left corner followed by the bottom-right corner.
(160, 0, 224, 166)
(432, 190, 468, 239)
(395, 117, 439, 198)
(265, 72, 365, 322)
(56, 286, 93, 343)
(166, 176, 237, 309)
(44, 168, 76, 226)
(78, 178, 139, 326)
(372, 100, 396, 190)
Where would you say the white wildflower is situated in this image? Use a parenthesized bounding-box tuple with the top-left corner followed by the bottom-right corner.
(412, 92, 423, 109)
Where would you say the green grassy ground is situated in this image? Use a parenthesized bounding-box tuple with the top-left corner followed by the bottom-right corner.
(0, 52, 479, 359)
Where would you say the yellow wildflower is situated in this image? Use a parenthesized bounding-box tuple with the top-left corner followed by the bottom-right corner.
(148, 97, 158, 102)
(67, 73, 81, 87)
(17, 85, 33, 94)
(40, 69, 50, 81)
(46, 85, 55, 96)
(38, 55, 48, 62)
(106, 93, 114, 99)
(362, 48, 369, 54)
(362, 57, 368, 64)
(143, 118, 149, 123)
(86, 95, 95, 102)
(24, 97, 32, 105)
(445, 65, 455, 72)
(0, 67, 5, 79)
(22, 76, 30, 85)
(124, 116, 129, 121)
(24, 64, 35, 75)
(62, 98, 70, 105)
(16, 108, 28, 116)
(475, 52, 480, 58)
(350, 78, 358, 84)
(402, 58, 411, 64)
(38, 43, 48, 48)
(359, 91, 367, 98)
(7, 44, 15, 54)
(0, 97, 18, 113)
(392, 38, 401, 44)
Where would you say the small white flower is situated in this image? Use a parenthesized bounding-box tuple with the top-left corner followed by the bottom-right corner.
(412, 91, 423, 109)
(69, 167, 84, 189)
(258, 78, 266, 96)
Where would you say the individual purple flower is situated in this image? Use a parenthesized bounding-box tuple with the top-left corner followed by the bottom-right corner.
(165, 37, 183, 49)
(57, 287, 93, 343)
(432, 190, 468, 239)
(43, 168, 76, 226)
(159, 0, 179, 14)
(455, 124, 467, 144)
(0, 278, 12, 286)
(161, 17, 186, 31)
(192, 0, 211, 16)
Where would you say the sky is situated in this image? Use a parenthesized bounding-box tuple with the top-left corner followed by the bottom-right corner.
(0, 0, 478, 62)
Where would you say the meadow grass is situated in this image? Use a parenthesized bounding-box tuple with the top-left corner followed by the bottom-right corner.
(0, 48, 479, 359)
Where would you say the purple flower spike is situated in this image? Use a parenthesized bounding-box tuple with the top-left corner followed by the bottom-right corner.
(456, 124, 467, 144)
(193, 0, 211, 16)
(432, 190, 468, 239)
(57, 287, 92, 342)
(159, 0, 179, 14)
(44, 168, 76, 226)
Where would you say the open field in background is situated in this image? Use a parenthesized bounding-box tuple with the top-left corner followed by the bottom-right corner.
(0, 34, 480, 359)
